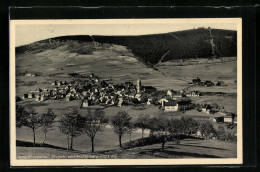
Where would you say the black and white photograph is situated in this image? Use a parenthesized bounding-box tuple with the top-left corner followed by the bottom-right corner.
(10, 19, 242, 166)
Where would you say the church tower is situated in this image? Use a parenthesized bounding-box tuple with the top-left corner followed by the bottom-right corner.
(137, 78, 141, 93)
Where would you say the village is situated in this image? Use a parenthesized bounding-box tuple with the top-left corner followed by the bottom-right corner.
(18, 73, 236, 125)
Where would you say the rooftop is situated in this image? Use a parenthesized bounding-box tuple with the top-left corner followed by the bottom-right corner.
(165, 100, 178, 106)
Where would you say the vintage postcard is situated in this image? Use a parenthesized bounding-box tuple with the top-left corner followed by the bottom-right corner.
(10, 18, 242, 166)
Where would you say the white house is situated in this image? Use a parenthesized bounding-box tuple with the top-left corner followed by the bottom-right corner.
(196, 130, 202, 137)
(82, 91, 88, 96)
(159, 98, 169, 107)
(202, 104, 211, 114)
(147, 98, 152, 105)
(22, 94, 28, 100)
(167, 90, 174, 97)
(25, 73, 34, 77)
(224, 114, 235, 123)
(187, 91, 201, 97)
(135, 93, 141, 101)
(172, 92, 184, 100)
(111, 100, 115, 105)
(35, 94, 40, 101)
(116, 91, 122, 96)
(40, 96, 45, 102)
(43, 88, 49, 92)
(28, 93, 34, 99)
(129, 93, 135, 98)
(66, 94, 71, 101)
(82, 100, 89, 107)
(164, 100, 179, 111)
(118, 98, 124, 107)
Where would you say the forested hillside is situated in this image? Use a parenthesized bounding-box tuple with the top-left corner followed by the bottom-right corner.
(16, 28, 237, 65)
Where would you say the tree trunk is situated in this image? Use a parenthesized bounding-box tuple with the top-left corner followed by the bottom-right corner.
(129, 133, 132, 142)
(162, 135, 167, 150)
(91, 137, 94, 153)
(142, 129, 144, 138)
(67, 134, 70, 151)
(162, 142, 165, 150)
(32, 127, 36, 147)
(119, 135, 122, 148)
(42, 132, 47, 144)
(70, 136, 73, 150)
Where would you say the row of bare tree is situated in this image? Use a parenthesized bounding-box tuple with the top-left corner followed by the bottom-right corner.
(16, 105, 218, 152)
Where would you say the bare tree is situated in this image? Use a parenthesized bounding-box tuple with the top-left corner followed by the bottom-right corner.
(148, 117, 169, 150)
(17, 105, 42, 147)
(111, 111, 131, 148)
(83, 109, 108, 152)
(199, 122, 216, 138)
(168, 118, 183, 136)
(127, 122, 137, 142)
(16, 104, 26, 128)
(41, 109, 56, 144)
(181, 116, 199, 135)
(59, 108, 85, 150)
(135, 114, 150, 138)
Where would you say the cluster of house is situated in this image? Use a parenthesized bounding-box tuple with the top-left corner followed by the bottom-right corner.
(80, 77, 157, 108)
(20, 72, 213, 114)
(213, 112, 236, 124)
(199, 104, 236, 123)
(190, 77, 224, 87)
(21, 73, 159, 107)
(18, 71, 40, 77)
(158, 90, 197, 112)
(22, 88, 49, 102)
(21, 73, 203, 113)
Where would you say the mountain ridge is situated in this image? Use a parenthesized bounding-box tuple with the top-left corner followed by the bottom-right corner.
(16, 28, 237, 65)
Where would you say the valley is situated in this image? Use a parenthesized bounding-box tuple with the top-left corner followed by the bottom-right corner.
(15, 29, 238, 159)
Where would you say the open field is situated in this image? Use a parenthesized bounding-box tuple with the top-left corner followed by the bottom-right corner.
(188, 85, 237, 94)
(17, 100, 162, 121)
(16, 123, 149, 154)
(16, 138, 237, 159)
(191, 96, 237, 113)
(108, 139, 237, 159)
(16, 44, 186, 90)
(16, 100, 237, 159)
(17, 99, 236, 122)
(157, 59, 236, 80)
(16, 42, 236, 91)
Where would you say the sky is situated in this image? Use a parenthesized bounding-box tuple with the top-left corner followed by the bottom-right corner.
(14, 21, 238, 47)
